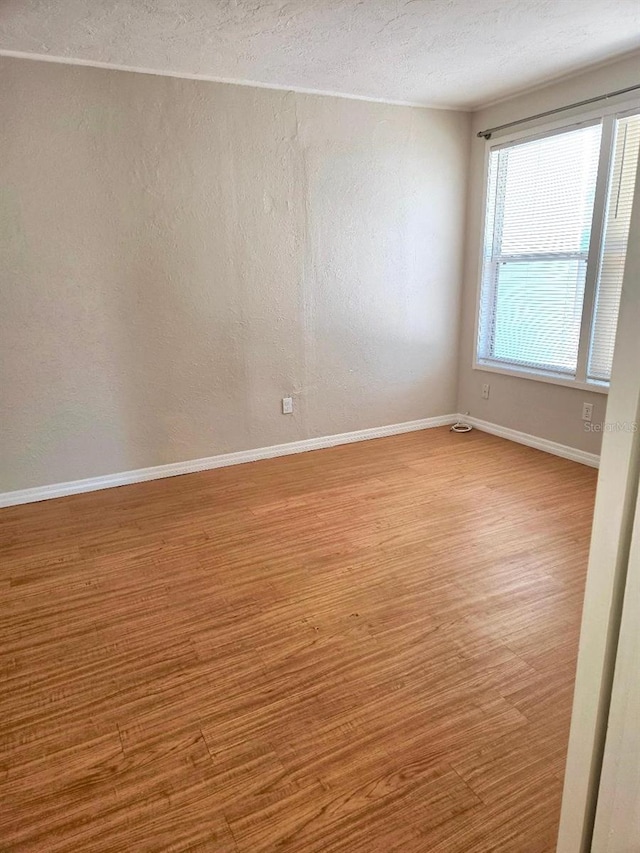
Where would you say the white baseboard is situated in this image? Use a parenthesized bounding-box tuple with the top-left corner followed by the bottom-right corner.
(0, 414, 457, 508)
(459, 415, 600, 468)
(0, 412, 600, 509)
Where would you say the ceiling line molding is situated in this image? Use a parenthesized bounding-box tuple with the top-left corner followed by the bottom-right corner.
(0, 49, 468, 112)
(473, 47, 640, 112)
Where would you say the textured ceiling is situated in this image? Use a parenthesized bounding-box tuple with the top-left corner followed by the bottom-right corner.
(0, 0, 639, 108)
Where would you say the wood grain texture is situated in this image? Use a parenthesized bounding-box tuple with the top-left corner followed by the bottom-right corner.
(0, 428, 597, 852)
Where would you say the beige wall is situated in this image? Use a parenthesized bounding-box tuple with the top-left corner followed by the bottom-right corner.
(456, 51, 640, 455)
(0, 57, 470, 492)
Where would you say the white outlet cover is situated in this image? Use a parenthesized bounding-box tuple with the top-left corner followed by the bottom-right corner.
(582, 403, 594, 422)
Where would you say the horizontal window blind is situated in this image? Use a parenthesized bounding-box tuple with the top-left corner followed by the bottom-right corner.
(478, 123, 602, 376)
(588, 113, 640, 382)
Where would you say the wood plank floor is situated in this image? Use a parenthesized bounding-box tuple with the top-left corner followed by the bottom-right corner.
(0, 428, 597, 852)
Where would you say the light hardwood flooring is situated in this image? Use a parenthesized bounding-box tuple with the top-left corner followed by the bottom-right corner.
(0, 427, 597, 852)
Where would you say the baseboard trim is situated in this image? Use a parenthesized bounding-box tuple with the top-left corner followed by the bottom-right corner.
(460, 415, 600, 468)
(0, 414, 457, 508)
(0, 412, 600, 508)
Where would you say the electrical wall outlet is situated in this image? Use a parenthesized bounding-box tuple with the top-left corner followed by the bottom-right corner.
(582, 402, 594, 422)
(282, 396, 293, 415)
(482, 384, 490, 400)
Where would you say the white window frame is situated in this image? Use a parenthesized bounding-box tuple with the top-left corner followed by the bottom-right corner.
(473, 98, 640, 395)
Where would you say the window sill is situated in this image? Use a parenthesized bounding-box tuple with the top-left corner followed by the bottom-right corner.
(473, 360, 609, 394)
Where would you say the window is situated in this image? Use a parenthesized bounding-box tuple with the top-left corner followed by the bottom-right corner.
(477, 109, 640, 389)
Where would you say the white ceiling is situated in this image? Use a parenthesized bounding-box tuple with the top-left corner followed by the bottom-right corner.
(0, 0, 638, 109)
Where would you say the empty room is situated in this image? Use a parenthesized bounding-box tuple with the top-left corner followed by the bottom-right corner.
(1, 2, 639, 851)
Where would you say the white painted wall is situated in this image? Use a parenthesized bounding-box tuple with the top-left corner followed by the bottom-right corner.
(591, 486, 640, 851)
(456, 51, 640, 455)
(0, 57, 469, 492)
(557, 153, 640, 852)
